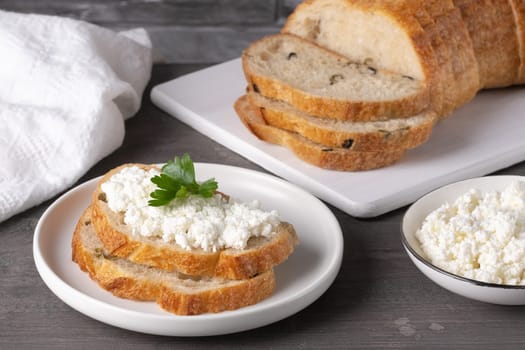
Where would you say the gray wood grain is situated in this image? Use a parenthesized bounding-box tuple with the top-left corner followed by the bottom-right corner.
(0, 0, 281, 25)
(2, 63, 525, 349)
(0, 0, 299, 63)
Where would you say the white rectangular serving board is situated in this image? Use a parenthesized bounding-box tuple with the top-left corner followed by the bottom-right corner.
(151, 58, 525, 217)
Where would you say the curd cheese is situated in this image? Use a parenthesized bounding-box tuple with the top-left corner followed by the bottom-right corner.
(415, 181, 525, 285)
(100, 166, 281, 252)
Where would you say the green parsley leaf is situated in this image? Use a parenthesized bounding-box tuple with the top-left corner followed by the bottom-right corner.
(198, 178, 218, 198)
(148, 153, 218, 206)
(162, 154, 195, 185)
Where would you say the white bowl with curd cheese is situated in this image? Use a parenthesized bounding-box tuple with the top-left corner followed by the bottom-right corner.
(401, 175, 525, 305)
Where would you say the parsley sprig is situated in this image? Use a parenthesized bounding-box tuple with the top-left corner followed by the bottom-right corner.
(148, 154, 218, 207)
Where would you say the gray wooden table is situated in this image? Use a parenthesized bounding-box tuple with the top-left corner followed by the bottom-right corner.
(2, 63, 525, 349)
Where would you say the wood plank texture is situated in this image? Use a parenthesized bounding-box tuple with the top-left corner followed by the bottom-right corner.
(0, 0, 304, 63)
(0, 0, 280, 25)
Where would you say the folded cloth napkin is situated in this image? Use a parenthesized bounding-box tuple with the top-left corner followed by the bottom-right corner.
(0, 10, 153, 223)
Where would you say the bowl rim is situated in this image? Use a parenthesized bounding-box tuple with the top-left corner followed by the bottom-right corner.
(401, 175, 525, 290)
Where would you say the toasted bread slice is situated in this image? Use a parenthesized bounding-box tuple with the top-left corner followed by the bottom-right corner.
(72, 208, 275, 315)
(242, 33, 429, 122)
(248, 92, 437, 151)
(235, 95, 406, 171)
(91, 164, 299, 280)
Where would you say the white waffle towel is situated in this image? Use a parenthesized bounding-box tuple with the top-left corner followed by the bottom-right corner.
(0, 10, 153, 222)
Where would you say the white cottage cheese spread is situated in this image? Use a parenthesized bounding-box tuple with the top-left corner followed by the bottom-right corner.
(100, 166, 281, 252)
(415, 181, 525, 285)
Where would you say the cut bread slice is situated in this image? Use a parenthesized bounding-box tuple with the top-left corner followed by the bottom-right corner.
(281, 0, 436, 115)
(235, 95, 406, 171)
(91, 164, 299, 280)
(72, 208, 275, 315)
(242, 33, 430, 122)
(454, 0, 520, 88)
(509, 0, 525, 83)
(248, 92, 437, 151)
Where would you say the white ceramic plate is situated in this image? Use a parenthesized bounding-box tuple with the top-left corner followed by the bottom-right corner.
(33, 163, 343, 336)
(402, 175, 525, 305)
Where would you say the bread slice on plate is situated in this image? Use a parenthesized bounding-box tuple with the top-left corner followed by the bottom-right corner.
(91, 164, 299, 280)
(72, 208, 275, 315)
(242, 33, 429, 122)
(235, 95, 406, 171)
(247, 92, 437, 151)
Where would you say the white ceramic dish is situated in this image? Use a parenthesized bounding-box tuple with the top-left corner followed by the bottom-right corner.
(151, 58, 525, 218)
(33, 163, 343, 336)
(402, 175, 525, 305)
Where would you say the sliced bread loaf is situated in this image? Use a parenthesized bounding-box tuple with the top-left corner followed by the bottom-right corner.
(91, 164, 299, 280)
(282, 0, 482, 117)
(409, 2, 447, 117)
(72, 208, 275, 315)
(242, 33, 429, 122)
(235, 95, 406, 171)
(248, 92, 437, 151)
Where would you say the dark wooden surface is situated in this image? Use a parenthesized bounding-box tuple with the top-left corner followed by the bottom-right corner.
(2, 63, 525, 349)
(0, 0, 302, 63)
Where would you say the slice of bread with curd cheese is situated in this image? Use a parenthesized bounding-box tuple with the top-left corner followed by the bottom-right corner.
(72, 208, 276, 315)
(90, 163, 299, 280)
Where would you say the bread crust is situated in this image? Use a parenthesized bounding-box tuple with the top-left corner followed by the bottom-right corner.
(432, 6, 480, 114)
(235, 95, 406, 171)
(248, 92, 437, 151)
(413, 1, 479, 117)
(454, 0, 520, 88)
(72, 208, 276, 315)
(409, 0, 448, 116)
(91, 164, 299, 280)
(509, 0, 525, 83)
